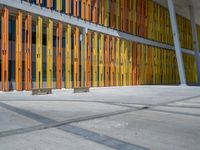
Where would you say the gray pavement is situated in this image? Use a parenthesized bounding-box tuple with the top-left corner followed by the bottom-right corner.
(0, 86, 200, 150)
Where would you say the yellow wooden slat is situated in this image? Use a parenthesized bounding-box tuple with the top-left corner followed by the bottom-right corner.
(56, 0, 62, 12)
(128, 41, 133, 85)
(115, 38, 120, 86)
(46, 19, 53, 88)
(99, 34, 104, 87)
(92, 32, 98, 87)
(124, 40, 128, 86)
(36, 16, 43, 88)
(65, 25, 72, 88)
(119, 40, 124, 86)
(110, 37, 115, 86)
(66, 24, 72, 88)
(74, 27, 80, 88)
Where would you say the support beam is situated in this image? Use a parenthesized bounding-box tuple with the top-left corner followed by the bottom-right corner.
(189, 6, 200, 85)
(167, 0, 187, 85)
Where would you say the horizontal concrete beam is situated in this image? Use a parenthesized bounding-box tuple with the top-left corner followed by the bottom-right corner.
(0, 0, 195, 56)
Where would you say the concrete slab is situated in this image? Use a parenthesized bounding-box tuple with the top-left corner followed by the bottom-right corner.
(185, 98, 200, 104)
(0, 128, 115, 150)
(152, 106, 200, 116)
(0, 107, 40, 132)
(167, 102, 200, 107)
(0, 86, 200, 150)
(2, 101, 128, 122)
(72, 109, 200, 150)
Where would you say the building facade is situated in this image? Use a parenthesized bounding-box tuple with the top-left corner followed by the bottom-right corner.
(0, 0, 200, 91)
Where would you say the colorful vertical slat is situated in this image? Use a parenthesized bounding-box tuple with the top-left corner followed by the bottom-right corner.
(104, 35, 110, 86)
(110, 37, 115, 86)
(1, 7, 9, 91)
(15, 11, 23, 91)
(86, 31, 91, 87)
(36, 16, 43, 89)
(24, 14, 32, 90)
(115, 38, 120, 86)
(74, 27, 80, 88)
(46, 19, 53, 88)
(92, 32, 98, 87)
(66, 24, 72, 88)
(56, 22, 63, 89)
(56, 0, 62, 12)
(99, 34, 104, 87)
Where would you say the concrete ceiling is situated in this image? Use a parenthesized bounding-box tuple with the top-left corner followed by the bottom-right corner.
(153, 0, 200, 25)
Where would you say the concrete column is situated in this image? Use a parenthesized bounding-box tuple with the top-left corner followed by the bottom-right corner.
(167, 0, 187, 85)
(189, 6, 200, 85)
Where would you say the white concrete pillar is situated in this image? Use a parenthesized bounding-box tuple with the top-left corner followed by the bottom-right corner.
(167, 0, 187, 85)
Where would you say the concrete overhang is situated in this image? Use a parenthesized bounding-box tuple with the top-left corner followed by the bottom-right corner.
(154, 0, 200, 25)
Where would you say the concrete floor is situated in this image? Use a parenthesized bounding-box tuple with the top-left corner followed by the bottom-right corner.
(0, 86, 200, 150)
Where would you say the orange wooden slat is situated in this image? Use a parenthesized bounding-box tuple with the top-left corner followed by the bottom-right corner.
(110, 0, 115, 29)
(66, 0, 71, 14)
(92, 0, 98, 23)
(73, 0, 78, 17)
(81, 0, 86, 20)
(1, 7, 9, 91)
(86, 0, 91, 21)
(46, 0, 53, 8)
(86, 32, 91, 87)
(56, 22, 63, 89)
(24, 14, 32, 90)
(36, 0, 42, 5)
(15, 11, 23, 91)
